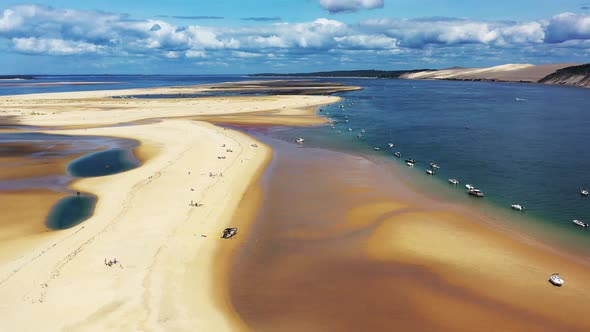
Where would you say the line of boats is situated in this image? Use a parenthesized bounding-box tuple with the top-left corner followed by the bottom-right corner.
(320, 106, 590, 231)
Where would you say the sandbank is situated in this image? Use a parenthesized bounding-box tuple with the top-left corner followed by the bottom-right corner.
(0, 81, 348, 331)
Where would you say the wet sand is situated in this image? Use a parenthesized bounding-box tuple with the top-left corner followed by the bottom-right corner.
(228, 130, 590, 332)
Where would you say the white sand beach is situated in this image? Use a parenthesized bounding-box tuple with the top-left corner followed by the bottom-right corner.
(0, 83, 345, 331)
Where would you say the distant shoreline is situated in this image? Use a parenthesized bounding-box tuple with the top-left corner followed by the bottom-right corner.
(251, 63, 590, 88)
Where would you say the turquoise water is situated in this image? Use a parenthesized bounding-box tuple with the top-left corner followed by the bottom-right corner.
(265, 78, 590, 250)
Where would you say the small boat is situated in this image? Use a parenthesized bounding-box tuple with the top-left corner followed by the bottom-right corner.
(548, 273, 564, 286)
(339, 104, 344, 108)
(573, 219, 589, 228)
(388, 143, 394, 148)
(221, 227, 238, 239)
(448, 178, 459, 185)
(357, 133, 363, 138)
(374, 147, 381, 151)
(295, 138, 305, 144)
(406, 162, 414, 167)
(515, 97, 527, 102)
(430, 162, 440, 169)
(511, 204, 525, 211)
(468, 189, 484, 197)
(405, 158, 416, 164)
(394, 151, 401, 158)
(465, 184, 475, 191)
(360, 129, 366, 133)
(581, 189, 589, 196)
(348, 128, 353, 132)
(426, 169, 435, 175)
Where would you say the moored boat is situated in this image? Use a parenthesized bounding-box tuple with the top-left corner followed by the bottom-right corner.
(388, 143, 394, 148)
(295, 138, 305, 144)
(426, 169, 435, 175)
(468, 189, 484, 197)
(448, 178, 459, 185)
(573, 219, 589, 228)
(406, 162, 414, 167)
(581, 189, 589, 196)
(465, 184, 475, 191)
(405, 158, 416, 164)
(394, 151, 401, 158)
(548, 273, 564, 286)
(374, 147, 381, 151)
(430, 162, 440, 169)
(511, 204, 525, 211)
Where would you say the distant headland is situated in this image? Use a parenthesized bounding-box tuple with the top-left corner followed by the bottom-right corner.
(252, 63, 590, 88)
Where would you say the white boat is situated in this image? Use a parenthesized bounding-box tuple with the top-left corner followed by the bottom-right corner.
(295, 138, 305, 144)
(406, 162, 414, 167)
(388, 143, 394, 148)
(465, 184, 475, 191)
(573, 219, 589, 228)
(468, 189, 484, 197)
(374, 147, 381, 151)
(394, 151, 401, 158)
(548, 273, 564, 286)
(511, 204, 525, 211)
(348, 128, 353, 132)
(515, 97, 527, 102)
(448, 178, 459, 185)
(426, 169, 435, 175)
(430, 162, 440, 169)
(581, 189, 589, 196)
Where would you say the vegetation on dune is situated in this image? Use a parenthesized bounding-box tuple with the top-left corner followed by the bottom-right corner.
(539, 63, 590, 83)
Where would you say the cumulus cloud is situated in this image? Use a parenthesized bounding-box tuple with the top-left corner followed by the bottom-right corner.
(544, 13, 590, 43)
(319, 0, 384, 13)
(360, 17, 546, 48)
(12, 37, 101, 55)
(0, 4, 589, 69)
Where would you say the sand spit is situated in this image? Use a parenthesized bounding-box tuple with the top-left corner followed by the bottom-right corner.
(0, 81, 348, 331)
(402, 63, 579, 84)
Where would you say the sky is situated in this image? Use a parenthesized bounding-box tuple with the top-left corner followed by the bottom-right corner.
(0, 0, 589, 74)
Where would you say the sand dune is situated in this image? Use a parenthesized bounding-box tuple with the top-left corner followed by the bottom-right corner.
(402, 63, 578, 83)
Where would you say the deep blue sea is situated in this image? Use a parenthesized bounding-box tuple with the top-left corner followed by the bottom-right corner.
(2, 75, 590, 247)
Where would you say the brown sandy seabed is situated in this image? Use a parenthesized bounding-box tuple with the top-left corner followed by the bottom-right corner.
(0, 81, 589, 331)
(225, 134, 590, 331)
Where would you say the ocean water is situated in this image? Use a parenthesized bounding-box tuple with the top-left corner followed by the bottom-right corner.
(0, 75, 253, 96)
(269, 78, 590, 250)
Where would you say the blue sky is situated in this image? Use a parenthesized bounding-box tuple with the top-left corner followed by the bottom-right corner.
(1, 0, 589, 74)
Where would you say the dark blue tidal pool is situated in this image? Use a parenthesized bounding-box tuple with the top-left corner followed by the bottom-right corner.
(45, 193, 97, 230)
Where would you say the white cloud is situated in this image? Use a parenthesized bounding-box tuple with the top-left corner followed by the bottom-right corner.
(185, 50, 206, 58)
(0, 4, 589, 69)
(545, 13, 590, 43)
(319, 0, 384, 13)
(12, 37, 101, 55)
